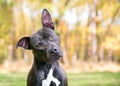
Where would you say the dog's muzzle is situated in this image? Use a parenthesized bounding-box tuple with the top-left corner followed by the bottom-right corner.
(47, 43, 63, 58)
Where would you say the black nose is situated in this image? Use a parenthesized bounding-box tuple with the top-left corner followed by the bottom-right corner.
(49, 48, 58, 54)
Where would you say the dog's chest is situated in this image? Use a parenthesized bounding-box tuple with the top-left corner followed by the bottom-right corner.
(40, 67, 60, 86)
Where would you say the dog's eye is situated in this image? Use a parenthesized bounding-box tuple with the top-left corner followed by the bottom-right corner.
(49, 35, 54, 40)
(43, 34, 48, 38)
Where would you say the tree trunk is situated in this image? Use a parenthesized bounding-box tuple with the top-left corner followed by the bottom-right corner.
(99, 45, 104, 62)
(84, 29, 89, 61)
(11, 27, 17, 61)
(86, 1, 98, 62)
(108, 50, 114, 62)
(91, 22, 97, 62)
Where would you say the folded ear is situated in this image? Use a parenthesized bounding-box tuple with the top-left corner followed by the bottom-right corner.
(16, 37, 31, 50)
(42, 9, 54, 30)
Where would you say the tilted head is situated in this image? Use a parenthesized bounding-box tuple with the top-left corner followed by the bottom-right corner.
(17, 9, 63, 64)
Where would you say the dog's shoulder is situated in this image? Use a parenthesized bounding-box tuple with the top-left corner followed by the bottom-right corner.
(54, 63, 67, 80)
(53, 62, 68, 86)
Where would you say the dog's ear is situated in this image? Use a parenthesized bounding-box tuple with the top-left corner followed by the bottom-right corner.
(42, 9, 54, 30)
(16, 37, 31, 50)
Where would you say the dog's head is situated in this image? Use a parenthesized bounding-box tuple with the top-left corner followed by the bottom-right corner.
(17, 9, 63, 64)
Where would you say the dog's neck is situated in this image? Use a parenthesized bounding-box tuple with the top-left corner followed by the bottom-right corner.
(33, 50, 48, 62)
(33, 52, 57, 70)
(33, 57, 52, 70)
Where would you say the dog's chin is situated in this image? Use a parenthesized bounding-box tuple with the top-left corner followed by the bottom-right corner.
(47, 55, 61, 63)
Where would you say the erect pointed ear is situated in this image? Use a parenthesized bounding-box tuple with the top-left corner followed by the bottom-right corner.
(42, 9, 54, 30)
(16, 37, 31, 50)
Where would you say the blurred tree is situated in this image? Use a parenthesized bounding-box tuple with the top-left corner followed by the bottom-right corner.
(1, 0, 120, 65)
(98, 1, 120, 62)
(0, 0, 13, 63)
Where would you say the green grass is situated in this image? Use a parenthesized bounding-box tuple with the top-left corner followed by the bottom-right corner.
(0, 72, 120, 86)
(68, 72, 120, 86)
(0, 72, 27, 86)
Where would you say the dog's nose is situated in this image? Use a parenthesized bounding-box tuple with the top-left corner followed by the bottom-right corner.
(49, 48, 58, 54)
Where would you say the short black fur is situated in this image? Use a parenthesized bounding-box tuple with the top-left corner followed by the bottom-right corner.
(17, 9, 68, 86)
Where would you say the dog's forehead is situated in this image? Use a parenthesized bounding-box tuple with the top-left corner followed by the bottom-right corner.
(39, 28, 56, 35)
(30, 28, 59, 39)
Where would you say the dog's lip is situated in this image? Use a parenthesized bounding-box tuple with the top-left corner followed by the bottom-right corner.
(48, 51, 63, 57)
(48, 56, 60, 63)
(57, 54, 63, 57)
(50, 53, 63, 57)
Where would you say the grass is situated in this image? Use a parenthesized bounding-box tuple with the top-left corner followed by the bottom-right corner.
(0, 72, 120, 86)
(68, 72, 120, 86)
(0, 72, 27, 86)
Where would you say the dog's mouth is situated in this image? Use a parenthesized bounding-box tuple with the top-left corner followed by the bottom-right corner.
(49, 53, 63, 58)
(47, 50, 63, 62)
(47, 55, 61, 64)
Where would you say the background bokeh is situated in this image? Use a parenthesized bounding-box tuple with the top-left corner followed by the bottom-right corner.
(0, 0, 120, 67)
(0, 0, 120, 86)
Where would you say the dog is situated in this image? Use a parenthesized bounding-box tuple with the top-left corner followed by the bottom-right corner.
(16, 9, 68, 86)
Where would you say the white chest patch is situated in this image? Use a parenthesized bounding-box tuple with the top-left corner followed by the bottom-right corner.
(42, 67, 60, 86)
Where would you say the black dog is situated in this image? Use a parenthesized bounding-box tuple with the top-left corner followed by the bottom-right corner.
(17, 9, 68, 86)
